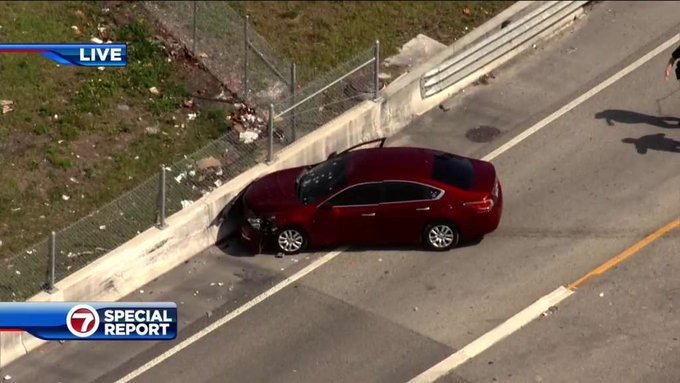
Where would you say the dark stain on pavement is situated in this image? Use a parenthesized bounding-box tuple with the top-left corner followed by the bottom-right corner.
(465, 125, 501, 143)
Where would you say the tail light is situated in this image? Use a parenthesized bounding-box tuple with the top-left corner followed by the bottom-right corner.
(491, 178, 499, 200)
(463, 195, 495, 213)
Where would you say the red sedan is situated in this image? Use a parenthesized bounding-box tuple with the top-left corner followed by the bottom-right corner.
(237, 138, 502, 254)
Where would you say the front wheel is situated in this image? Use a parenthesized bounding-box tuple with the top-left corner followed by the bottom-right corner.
(423, 222, 460, 251)
(275, 227, 308, 255)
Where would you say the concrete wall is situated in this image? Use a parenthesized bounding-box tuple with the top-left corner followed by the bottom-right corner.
(0, 1, 586, 368)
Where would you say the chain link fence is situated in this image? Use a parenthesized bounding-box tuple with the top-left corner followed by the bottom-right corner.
(0, 1, 380, 301)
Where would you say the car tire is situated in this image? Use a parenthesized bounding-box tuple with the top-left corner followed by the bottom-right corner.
(275, 227, 308, 255)
(423, 222, 460, 251)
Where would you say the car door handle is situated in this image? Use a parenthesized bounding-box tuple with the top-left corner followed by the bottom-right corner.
(416, 207, 430, 211)
(361, 213, 376, 217)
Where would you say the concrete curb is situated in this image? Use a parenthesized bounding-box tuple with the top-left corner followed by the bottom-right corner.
(0, 1, 588, 368)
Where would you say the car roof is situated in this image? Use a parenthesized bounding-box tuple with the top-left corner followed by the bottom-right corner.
(343, 146, 436, 183)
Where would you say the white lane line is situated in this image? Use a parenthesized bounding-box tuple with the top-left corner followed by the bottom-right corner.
(407, 286, 574, 383)
(482, 33, 680, 163)
(115, 247, 348, 383)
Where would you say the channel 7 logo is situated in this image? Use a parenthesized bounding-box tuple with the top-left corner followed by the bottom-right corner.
(66, 304, 100, 338)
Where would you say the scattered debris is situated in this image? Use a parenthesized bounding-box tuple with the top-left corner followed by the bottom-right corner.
(62, 195, 70, 201)
(439, 104, 451, 112)
(474, 72, 496, 86)
(90, 37, 103, 44)
(239, 130, 259, 144)
(117, 104, 130, 112)
(174, 172, 187, 183)
(183, 99, 194, 108)
(413, 306, 418, 312)
(218, 282, 224, 287)
(99, 225, 106, 230)
(145, 126, 161, 135)
(463, 7, 471, 15)
(1, 100, 14, 114)
(276, 252, 284, 258)
(213, 179, 223, 188)
(69, 177, 79, 184)
(0, 239, 2, 248)
(599, 292, 604, 297)
(15, 270, 20, 275)
(71, 25, 82, 36)
(11, 208, 21, 212)
(149, 86, 160, 95)
(187, 113, 197, 121)
(198, 53, 208, 59)
(4, 374, 11, 381)
(541, 306, 558, 317)
(210, 282, 216, 286)
(532, 43, 537, 49)
(197, 156, 222, 170)
(378, 258, 383, 262)
(181, 200, 193, 209)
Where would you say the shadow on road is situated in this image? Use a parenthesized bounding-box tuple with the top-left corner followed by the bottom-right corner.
(595, 109, 680, 128)
(622, 133, 680, 154)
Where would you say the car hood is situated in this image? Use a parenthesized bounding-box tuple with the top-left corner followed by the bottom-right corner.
(243, 166, 306, 214)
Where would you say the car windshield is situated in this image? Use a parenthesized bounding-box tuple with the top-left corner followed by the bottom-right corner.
(297, 155, 348, 204)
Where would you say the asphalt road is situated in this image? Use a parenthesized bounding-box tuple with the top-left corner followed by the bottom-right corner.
(4, 1, 680, 382)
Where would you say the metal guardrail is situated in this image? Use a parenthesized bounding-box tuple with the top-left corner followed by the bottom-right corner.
(421, 0, 589, 99)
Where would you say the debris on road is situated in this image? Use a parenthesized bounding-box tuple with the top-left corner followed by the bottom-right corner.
(413, 306, 419, 312)
(1, 100, 14, 114)
(599, 292, 604, 297)
(210, 282, 216, 286)
(3, 374, 11, 381)
(541, 305, 558, 317)
(139, 289, 144, 294)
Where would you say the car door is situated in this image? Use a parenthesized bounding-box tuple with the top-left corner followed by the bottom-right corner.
(377, 181, 444, 245)
(311, 182, 383, 247)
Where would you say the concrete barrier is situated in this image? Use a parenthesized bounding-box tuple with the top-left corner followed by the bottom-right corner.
(0, 0, 587, 367)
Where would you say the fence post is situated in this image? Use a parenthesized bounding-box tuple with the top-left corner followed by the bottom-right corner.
(267, 104, 274, 163)
(290, 63, 297, 142)
(46, 231, 56, 293)
(192, 2, 197, 54)
(373, 40, 380, 100)
(243, 15, 250, 101)
(158, 165, 167, 229)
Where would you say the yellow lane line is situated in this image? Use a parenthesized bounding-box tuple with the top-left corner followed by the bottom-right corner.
(568, 218, 680, 291)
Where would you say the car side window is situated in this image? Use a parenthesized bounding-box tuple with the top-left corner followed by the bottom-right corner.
(383, 181, 441, 203)
(328, 183, 382, 207)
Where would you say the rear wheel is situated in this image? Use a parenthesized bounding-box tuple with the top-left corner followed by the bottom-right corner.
(423, 222, 459, 251)
(275, 227, 308, 255)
